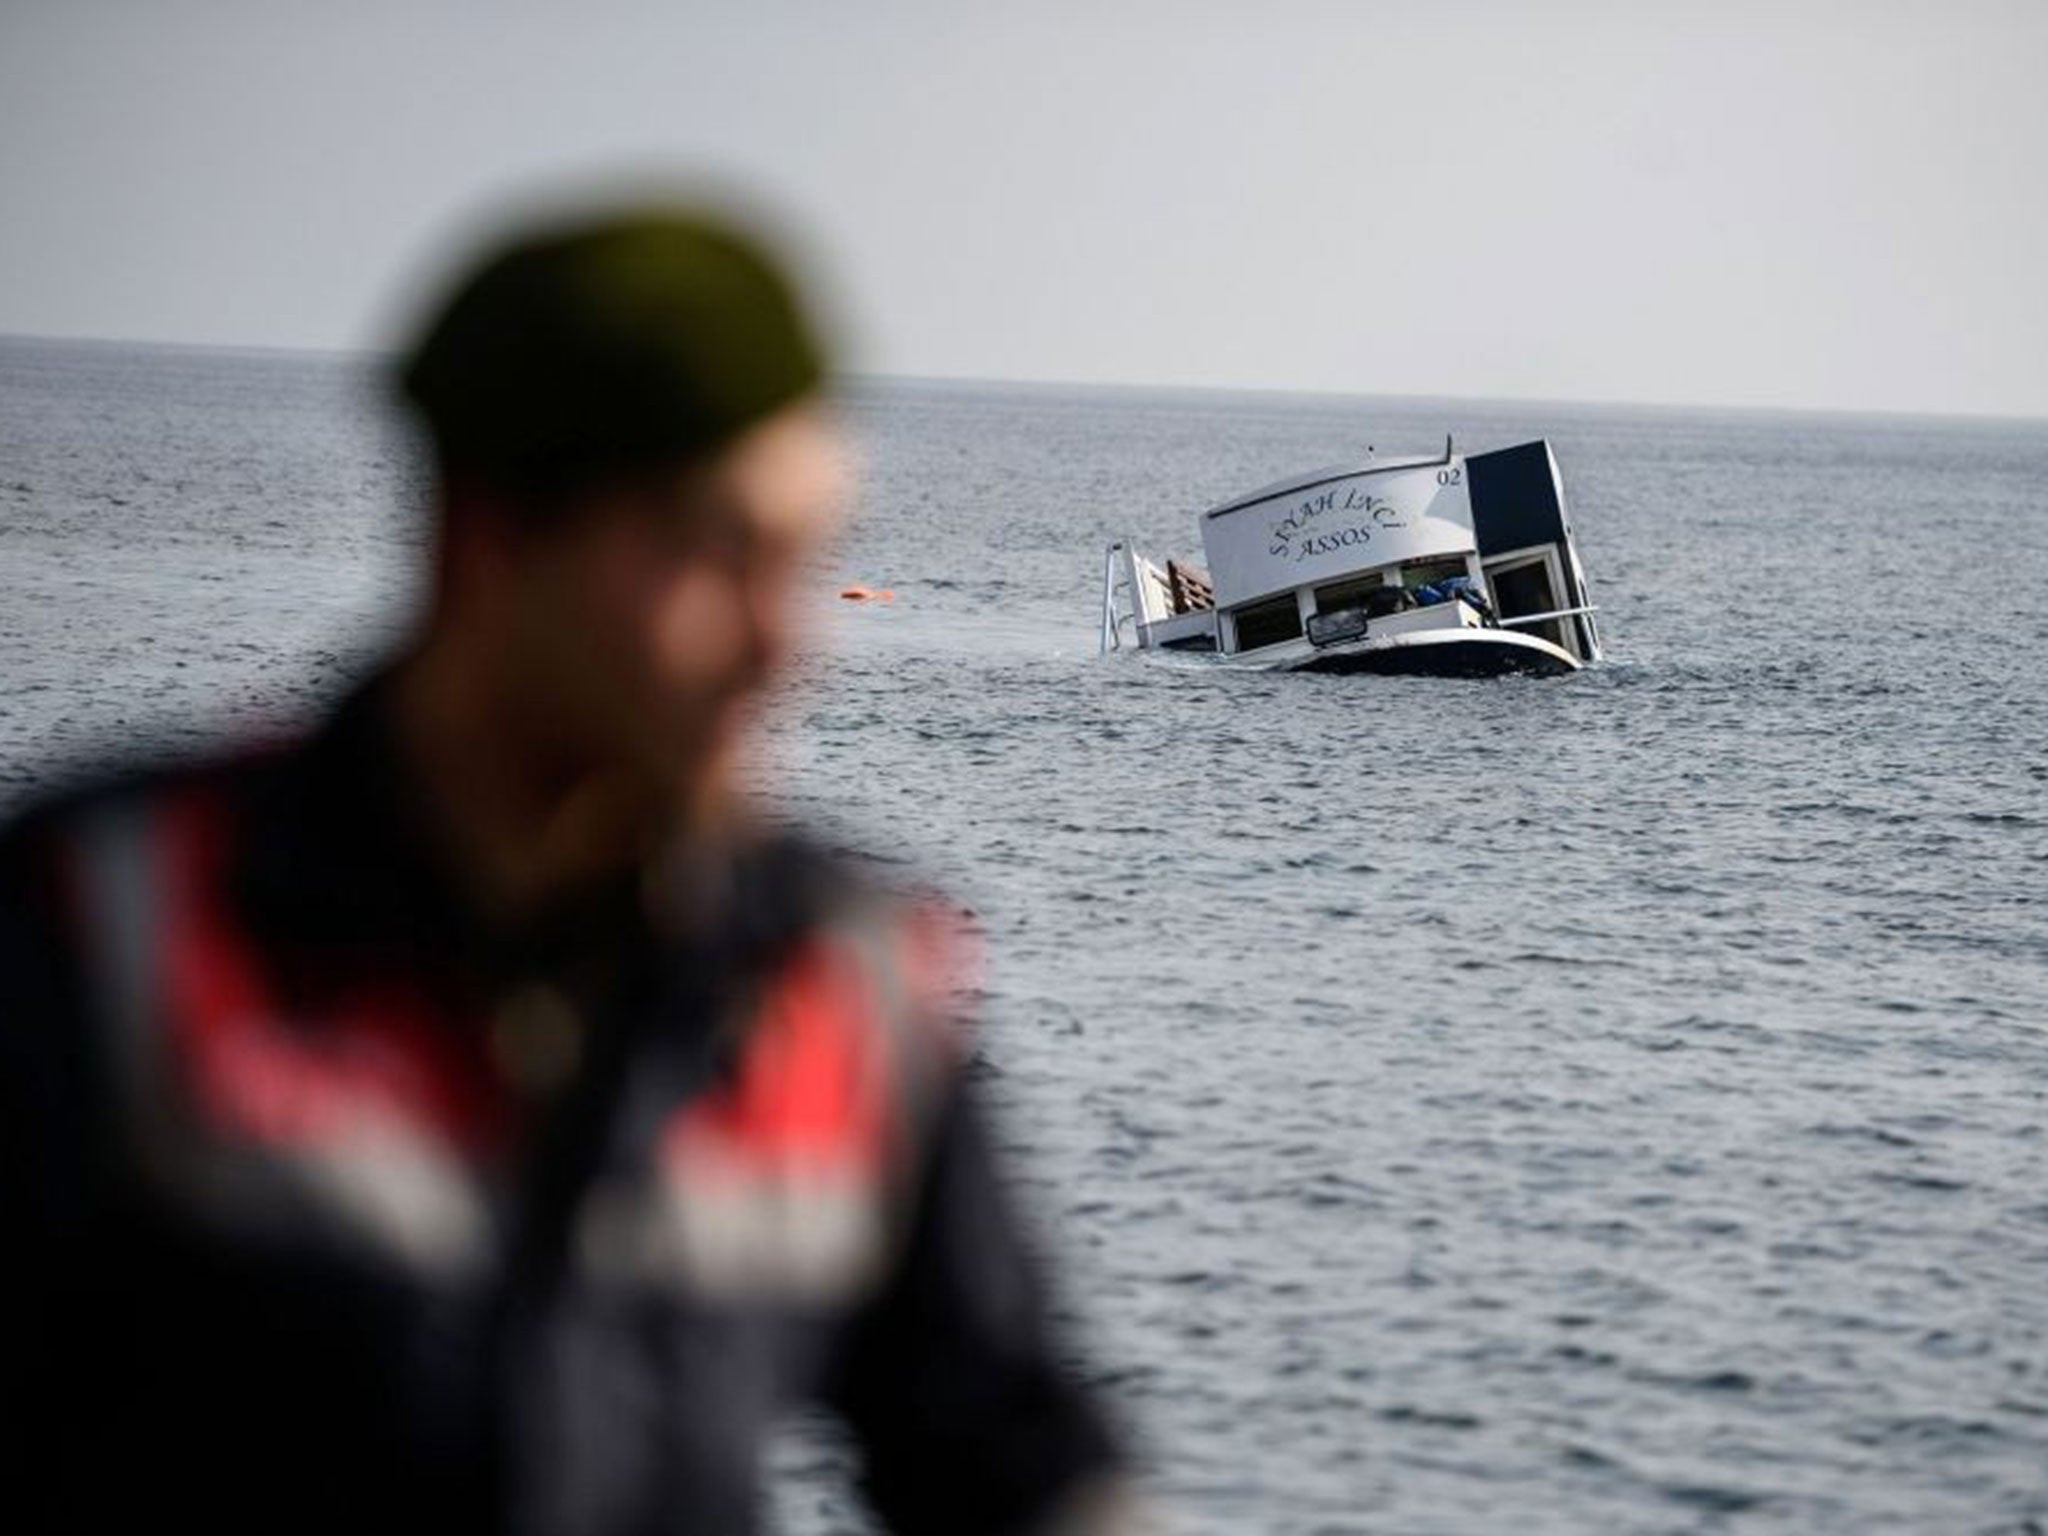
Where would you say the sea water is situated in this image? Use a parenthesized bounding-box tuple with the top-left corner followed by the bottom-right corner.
(3, 337, 2044, 1533)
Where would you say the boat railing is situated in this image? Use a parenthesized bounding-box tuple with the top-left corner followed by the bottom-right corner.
(1100, 541, 1132, 654)
(1496, 604, 1600, 630)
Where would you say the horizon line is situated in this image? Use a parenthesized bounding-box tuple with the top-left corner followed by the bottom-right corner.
(4, 327, 2043, 431)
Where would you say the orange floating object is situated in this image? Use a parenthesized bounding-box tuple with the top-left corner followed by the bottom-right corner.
(839, 587, 896, 603)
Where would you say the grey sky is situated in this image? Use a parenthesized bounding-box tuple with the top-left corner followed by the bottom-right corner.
(3, 0, 2043, 416)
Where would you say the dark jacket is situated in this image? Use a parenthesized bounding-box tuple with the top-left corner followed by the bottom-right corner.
(0, 685, 1121, 1534)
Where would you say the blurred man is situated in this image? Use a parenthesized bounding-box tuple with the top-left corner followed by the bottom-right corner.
(0, 207, 1134, 1534)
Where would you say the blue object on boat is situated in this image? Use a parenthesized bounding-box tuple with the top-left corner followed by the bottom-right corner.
(1440, 574, 1494, 616)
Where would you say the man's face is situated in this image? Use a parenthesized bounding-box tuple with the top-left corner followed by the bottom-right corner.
(501, 406, 850, 817)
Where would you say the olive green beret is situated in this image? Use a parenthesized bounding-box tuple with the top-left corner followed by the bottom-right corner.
(398, 208, 828, 486)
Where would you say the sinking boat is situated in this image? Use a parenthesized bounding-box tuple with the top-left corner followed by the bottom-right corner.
(1099, 438, 1601, 676)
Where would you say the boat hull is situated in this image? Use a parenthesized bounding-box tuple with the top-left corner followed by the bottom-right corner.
(1274, 627, 1578, 678)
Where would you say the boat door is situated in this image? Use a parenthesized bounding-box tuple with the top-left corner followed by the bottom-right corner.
(1465, 440, 1602, 662)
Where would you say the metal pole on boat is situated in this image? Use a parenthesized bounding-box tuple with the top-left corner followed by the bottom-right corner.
(1099, 542, 1122, 654)
(1496, 603, 1600, 629)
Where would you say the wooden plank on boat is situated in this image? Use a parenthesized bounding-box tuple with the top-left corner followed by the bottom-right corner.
(1167, 559, 1214, 614)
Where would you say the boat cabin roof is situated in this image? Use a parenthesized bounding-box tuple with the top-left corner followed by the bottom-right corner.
(1199, 453, 1443, 523)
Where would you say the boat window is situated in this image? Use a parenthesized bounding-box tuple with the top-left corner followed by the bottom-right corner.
(1400, 557, 1468, 590)
(1231, 593, 1305, 651)
(1312, 575, 1388, 613)
(1486, 556, 1564, 649)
